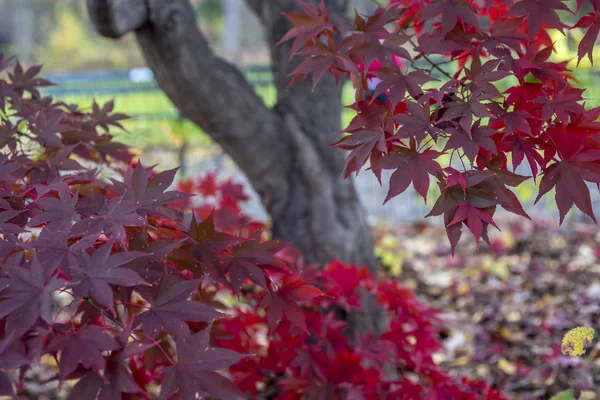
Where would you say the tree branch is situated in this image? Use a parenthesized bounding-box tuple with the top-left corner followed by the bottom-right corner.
(408, 37, 453, 79)
(87, 0, 376, 269)
(87, 0, 149, 38)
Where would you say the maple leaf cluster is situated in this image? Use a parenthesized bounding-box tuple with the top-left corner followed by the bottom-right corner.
(0, 55, 300, 400)
(0, 54, 506, 399)
(284, 0, 600, 253)
(177, 176, 507, 398)
(213, 258, 508, 399)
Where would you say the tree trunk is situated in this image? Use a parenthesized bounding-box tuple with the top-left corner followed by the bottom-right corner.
(86, 0, 377, 270)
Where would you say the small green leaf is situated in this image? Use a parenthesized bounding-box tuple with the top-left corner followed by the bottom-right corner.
(550, 391, 576, 400)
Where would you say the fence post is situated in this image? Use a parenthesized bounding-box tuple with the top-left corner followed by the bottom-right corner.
(177, 111, 188, 178)
(222, 0, 243, 63)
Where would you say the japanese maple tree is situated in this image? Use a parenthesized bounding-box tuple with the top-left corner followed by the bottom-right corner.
(3, 0, 600, 397)
(0, 55, 314, 399)
(0, 52, 507, 400)
(283, 0, 600, 253)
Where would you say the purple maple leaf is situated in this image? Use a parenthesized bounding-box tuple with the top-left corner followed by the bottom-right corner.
(160, 324, 246, 400)
(0, 254, 65, 335)
(70, 242, 149, 309)
(134, 273, 223, 341)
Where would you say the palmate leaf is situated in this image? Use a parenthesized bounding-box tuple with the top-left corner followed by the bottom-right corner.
(113, 161, 193, 217)
(278, 0, 335, 59)
(333, 130, 387, 174)
(71, 196, 145, 248)
(573, 11, 600, 65)
(506, 0, 571, 38)
(26, 228, 96, 279)
(90, 99, 130, 132)
(127, 227, 186, 283)
(7, 62, 53, 98)
(482, 17, 528, 51)
(29, 187, 79, 231)
(69, 326, 151, 400)
(260, 276, 324, 332)
(187, 212, 247, 284)
(134, 272, 223, 341)
(223, 232, 289, 293)
(393, 100, 434, 142)
(535, 151, 600, 224)
(428, 169, 528, 253)
(291, 42, 352, 90)
(421, 0, 481, 36)
(532, 89, 585, 124)
(160, 324, 246, 400)
(500, 133, 544, 178)
(444, 123, 497, 164)
(447, 203, 500, 246)
(46, 325, 120, 380)
(377, 145, 443, 204)
(70, 242, 149, 309)
(0, 254, 65, 335)
(371, 68, 436, 106)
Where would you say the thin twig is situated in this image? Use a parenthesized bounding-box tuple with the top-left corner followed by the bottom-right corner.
(408, 38, 453, 79)
(85, 297, 176, 365)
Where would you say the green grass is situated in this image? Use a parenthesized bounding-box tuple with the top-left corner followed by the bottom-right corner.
(49, 69, 600, 151)
(51, 83, 357, 150)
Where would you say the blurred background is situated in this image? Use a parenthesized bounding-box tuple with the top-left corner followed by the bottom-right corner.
(1, 0, 598, 227)
(4, 1, 600, 398)
(5, 0, 594, 227)
(0, 0, 386, 223)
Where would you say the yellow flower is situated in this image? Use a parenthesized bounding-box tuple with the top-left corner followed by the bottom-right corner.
(561, 327, 595, 357)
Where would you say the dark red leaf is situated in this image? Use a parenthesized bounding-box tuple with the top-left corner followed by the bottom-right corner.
(377, 147, 443, 203)
(134, 273, 223, 341)
(159, 324, 246, 400)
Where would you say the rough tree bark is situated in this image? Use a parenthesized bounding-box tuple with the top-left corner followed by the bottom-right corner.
(86, 0, 377, 270)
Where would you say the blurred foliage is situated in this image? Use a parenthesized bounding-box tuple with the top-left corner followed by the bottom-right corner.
(551, 391, 576, 400)
(34, 0, 226, 72)
(48, 81, 353, 150)
(195, 0, 223, 21)
(373, 218, 600, 399)
(36, 8, 145, 72)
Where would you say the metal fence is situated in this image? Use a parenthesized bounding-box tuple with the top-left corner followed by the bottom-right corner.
(39, 67, 592, 225)
(43, 65, 273, 121)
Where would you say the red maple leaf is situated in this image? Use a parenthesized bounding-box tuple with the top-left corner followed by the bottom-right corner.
(483, 17, 528, 51)
(224, 232, 289, 292)
(159, 324, 246, 400)
(377, 146, 443, 203)
(134, 273, 223, 341)
(506, 0, 571, 38)
(70, 242, 149, 309)
(197, 171, 219, 197)
(0, 254, 65, 336)
(444, 122, 497, 164)
(371, 68, 436, 106)
(333, 130, 387, 175)
(46, 325, 120, 380)
(421, 0, 481, 36)
(532, 87, 585, 123)
(572, 11, 600, 65)
(278, 0, 335, 58)
(447, 203, 500, 246)
(535, 150, 600, 223)
(392, 101, 434, 142)
(90, 100, 130, 132)
(220, 178, 249, 203)
(261, 276, 323, 332)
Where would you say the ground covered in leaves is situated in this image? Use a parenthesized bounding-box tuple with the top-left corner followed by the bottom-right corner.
(375, 215, 600, 399)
